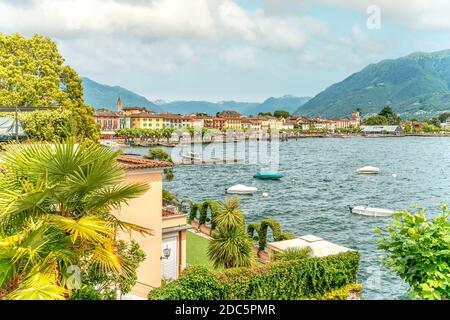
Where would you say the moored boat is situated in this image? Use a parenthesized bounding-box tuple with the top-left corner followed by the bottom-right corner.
(181, 152, 201, 161)
(349, 205, 394, 217)
(253, 171, 284, 180)
(356, 166, 380, 174)
(226, 184, 258, 195)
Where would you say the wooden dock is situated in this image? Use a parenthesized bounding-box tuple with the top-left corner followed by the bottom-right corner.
(174, 158, 243, 165)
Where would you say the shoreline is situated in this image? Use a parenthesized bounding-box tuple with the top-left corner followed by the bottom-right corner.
(118, 132, 450, 148)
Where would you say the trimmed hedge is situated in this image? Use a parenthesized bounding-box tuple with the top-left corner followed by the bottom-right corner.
(189, 200, 219, 229)
(247, 218, 296, 251)
(148, 251, 360, 300)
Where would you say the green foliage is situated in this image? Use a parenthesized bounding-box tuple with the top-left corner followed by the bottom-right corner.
(81, 240, 146, 299)
(199, 200, 218, 228)
(207, 226, 255, 269)
(70, 285, 103, 300)
(378, 105, 400, 124)
(144, 147, 172, 163)
(0, 33, 98, 141)
(273, 247, 313, 262)
(162, 188, 180, 206)
(213, 198, 244, 230)
(207, 198, 255, 269)
(258, 112, 273, 117)
(148, 251, 360, 300)
(375, 206, 450, 300)
(148, 266, 225, 300)
(0, 140, 150, 299)
(438, 112, 450, 123)
(273, 110, 290, 119)
(364, 115, 388, 126)
(321, 283, 362, 300)
(247, 218, 295, 251)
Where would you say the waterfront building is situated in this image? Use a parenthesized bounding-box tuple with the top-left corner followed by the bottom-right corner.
(114, 156, 190, 299)
(361, 125, 402, 135)
(130, 112, 165, 129)
(260, 116, 284, 131)
(283, 120, 296, 130)
(160, 113, 193, 129)
(241, 118, 262, 130)
(441, 118, 450, 129)
(94, 109, 120, 138)
(290, 116, 315, 131)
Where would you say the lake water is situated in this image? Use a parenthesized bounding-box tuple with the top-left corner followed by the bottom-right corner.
(126, 136, 450, 300)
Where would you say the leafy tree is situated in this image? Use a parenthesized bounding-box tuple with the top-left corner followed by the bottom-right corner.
(258, 112, 273, 117)
(0, 33, 98, 141)
(207, 198, 255, 268)
(145, 147, 173, 163)
(378, 105, 400, 124)
(375, 206, 450, 300)
(79, 240, 146, 299)
(425, 117, 441, 128)
(273, 110, 290, 119)
(144, 147, 174, 181)
(364, 115, 388, 125)
(438, 112, 450, 123)
(0, 140, 150, 299)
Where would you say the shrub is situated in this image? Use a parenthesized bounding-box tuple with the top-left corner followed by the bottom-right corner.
(149, 251, 360, 300)
(71, 285, 103, 300)
(148, 266, 225, 300)
(375, 206, 450, 300)
(273, 247, 313, 261)
(247, 218, 296, 251)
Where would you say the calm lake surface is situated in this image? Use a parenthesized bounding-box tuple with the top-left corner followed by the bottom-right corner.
(126, 137, 450, 299)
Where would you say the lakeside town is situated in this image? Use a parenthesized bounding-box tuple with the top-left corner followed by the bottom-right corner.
(94, 98, 450, 144)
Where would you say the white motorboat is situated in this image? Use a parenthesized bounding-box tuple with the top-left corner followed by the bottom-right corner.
(350, 205, 394, 217)
(226, 184, 257, 195)
(356, 166, 380, 174)
(181, 152, 201, 161)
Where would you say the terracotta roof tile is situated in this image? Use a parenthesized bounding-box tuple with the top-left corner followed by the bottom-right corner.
(117, 156, 173, 170)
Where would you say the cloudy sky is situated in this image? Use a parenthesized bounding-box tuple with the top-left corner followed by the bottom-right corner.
(1, 0, 450, 102)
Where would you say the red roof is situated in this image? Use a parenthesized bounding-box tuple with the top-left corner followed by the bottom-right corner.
(117, 156, 173, 170)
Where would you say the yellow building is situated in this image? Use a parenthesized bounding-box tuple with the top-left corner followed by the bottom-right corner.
(260, 116, 284, 131)
(224, 117, 242, 130)
(130, 112, 165, 129)
(113, 156, 190, 299)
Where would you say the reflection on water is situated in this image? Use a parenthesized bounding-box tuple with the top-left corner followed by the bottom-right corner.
(126, 137, 450, 300)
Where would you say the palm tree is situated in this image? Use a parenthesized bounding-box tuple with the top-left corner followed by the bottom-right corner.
(207, 198, 255, 269)
(0, 140, 150, 299)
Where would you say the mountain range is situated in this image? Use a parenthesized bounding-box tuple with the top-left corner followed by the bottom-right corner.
(296, 50, 450, 118)
(82, 77, 310, 116)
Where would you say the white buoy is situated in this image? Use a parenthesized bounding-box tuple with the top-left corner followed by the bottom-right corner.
(392, 173, 397, 178)
(262, 192, 268, 198)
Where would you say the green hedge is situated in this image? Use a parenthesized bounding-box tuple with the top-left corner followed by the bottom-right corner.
(188, 200, 219, 229)
(148, 251, 360, 300)
(247, 218, 296, 251)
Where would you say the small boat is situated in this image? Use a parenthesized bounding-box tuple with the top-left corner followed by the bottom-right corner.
(253, 171, 284, 180)
(349, 205, 394, 217)
(226, 184, 257, 195)
(181, 152, 201, 161)
(356, 166, 380, 174)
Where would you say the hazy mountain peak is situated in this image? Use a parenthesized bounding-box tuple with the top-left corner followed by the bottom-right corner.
(296, 49, 450, 118)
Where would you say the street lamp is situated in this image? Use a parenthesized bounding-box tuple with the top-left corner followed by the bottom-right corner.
(161, 246, 171, 260)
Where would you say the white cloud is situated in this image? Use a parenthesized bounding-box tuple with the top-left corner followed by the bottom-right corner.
(301, 0, 450, 30)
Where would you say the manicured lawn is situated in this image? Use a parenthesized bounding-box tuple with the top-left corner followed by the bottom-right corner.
(186, 230, 214, 267)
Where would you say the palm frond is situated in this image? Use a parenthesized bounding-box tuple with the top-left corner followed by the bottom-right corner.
(46, 215, 112, 243)
(84, 183, 149, 213)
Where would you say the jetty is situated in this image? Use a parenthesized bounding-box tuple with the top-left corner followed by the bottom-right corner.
(174, 158, 243, 165)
